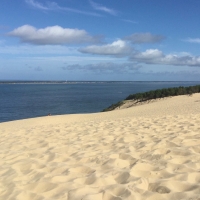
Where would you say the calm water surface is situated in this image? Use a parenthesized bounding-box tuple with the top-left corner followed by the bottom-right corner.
(0, 81, 200, 122)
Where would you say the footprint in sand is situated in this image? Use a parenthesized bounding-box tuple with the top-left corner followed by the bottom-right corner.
(105, 185, 131, 198)
(148, 183, 171, 194)
(113, 171, 130, 184)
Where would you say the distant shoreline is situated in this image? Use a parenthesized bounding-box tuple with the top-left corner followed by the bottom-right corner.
(0, 81, 199, 84)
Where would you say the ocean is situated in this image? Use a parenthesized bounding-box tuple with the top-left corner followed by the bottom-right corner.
(0, 81, 200, 123)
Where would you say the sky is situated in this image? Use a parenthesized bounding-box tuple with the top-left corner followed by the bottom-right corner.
(1, 0, 200, 81)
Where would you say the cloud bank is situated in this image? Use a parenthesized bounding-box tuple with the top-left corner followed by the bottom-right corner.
(79, 40, 133, 56)
(7, 24, 200, 68)
(62, 62, 140, 73)
(8, 25, 101, 45)
(80, 39, 200, 67)
(131, 49, 200, 66)
(124, 33, 165, 44)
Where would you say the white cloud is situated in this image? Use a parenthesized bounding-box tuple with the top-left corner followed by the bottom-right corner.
(79, 40, 133, 56)
(185, 38, 200, 44)
(131, 49, 200, 66)
(132, 49, 164, 62)
(8, 25, 101, 45)
(90, 1, 117, 15)
(124, 33, 165, 44)
(25, 0, 101, 16)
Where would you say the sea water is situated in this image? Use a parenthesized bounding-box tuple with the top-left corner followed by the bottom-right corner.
(0, 81, 199, 123)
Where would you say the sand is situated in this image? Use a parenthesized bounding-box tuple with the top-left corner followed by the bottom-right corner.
(0, 94, 200, 200)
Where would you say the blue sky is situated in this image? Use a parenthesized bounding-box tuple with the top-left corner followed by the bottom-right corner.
(1, 0, 200, 81)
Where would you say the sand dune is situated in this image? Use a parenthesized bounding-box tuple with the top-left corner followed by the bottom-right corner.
(0, 94, 200, 200)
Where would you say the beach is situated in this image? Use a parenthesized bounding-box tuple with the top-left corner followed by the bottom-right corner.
(0, 94, 200, 200)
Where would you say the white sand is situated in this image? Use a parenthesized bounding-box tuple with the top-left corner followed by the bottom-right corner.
(0, 94, 200, 200)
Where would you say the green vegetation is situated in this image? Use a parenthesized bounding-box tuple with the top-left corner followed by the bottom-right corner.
(102, 101, 125, 112)
(125, 85, 200, 101)
(102, 85, 200, 112)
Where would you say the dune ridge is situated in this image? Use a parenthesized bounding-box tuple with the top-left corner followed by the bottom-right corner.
(0, 94, 200, 200)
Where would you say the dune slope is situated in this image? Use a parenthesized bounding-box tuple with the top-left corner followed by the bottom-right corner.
(0, 94, 200, 200)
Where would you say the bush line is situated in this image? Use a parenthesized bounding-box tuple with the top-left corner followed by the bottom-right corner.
(102, 85, 200, 112)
